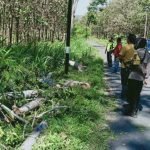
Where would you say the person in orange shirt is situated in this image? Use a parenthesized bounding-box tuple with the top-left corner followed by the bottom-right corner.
(112, 37, 122, 73)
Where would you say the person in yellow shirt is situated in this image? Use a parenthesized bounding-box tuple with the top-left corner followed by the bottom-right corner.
(119, 34, 136, 99)
(105, 37, 114, 67)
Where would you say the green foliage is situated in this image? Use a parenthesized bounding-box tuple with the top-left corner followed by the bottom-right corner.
(0, 122, 24, 148)
(0, 127, 4, 138)
(0, 42, 64, 96)
(0, 38, 115, 149)
(90, 0, 150, 37)
(73, 23, 91, 38)
(32, 38, 115, 150)
(88, 0, 106, 11)
(87, 11, 98, 25)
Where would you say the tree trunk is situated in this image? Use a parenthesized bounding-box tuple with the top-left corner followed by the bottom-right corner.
(13, 98, 44, 115)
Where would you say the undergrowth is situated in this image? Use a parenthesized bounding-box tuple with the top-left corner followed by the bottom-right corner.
(0, 37, 115, 150)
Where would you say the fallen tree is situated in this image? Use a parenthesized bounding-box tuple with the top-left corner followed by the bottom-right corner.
(56, 80, 91, 89)
(0, 103, 28, 124)
(1, 90, 39, 100)
(63, 80, 91, 89)
(13, 98, 44, 115)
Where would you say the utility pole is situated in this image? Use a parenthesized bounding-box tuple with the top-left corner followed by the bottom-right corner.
(144, 12, 148, 38)
(65, 0, 72, 74)
(71, 0, 79, 30)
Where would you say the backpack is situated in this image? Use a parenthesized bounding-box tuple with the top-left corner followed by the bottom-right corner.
(124, 50, 146, 75)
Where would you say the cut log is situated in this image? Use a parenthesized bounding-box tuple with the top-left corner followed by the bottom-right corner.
(13, 98, 44, 115)
(23, 90, 38, 98)
(64, 80, 91, 89)
(2, 90, 38, 100)
(20, 121, 48, 150)
(0, 103, 28, 124)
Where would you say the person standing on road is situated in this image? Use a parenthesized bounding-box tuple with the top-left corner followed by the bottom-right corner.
(105, 37, 114, 67)
(119, 34, 136, 99)
(112, 37, 122, 73)
(125, 38, 150, 117)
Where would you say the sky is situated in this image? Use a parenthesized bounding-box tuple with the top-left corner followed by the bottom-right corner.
(75, 0, 91, 16)
(75, 0, 111, 16)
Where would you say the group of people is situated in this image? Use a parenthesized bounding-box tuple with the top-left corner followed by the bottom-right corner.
(105, 34, 150, 117)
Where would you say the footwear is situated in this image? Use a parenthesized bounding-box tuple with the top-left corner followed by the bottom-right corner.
(138, 104, 143, 111)
(123, 110, 137, 117)
(130, 111, 137, 118)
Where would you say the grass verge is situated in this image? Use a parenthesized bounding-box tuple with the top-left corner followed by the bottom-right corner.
(33, 37, 116, 150)
(0, 37, 115, 150)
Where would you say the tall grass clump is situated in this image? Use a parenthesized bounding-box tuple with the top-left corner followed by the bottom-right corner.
(0, 41, 64, 99)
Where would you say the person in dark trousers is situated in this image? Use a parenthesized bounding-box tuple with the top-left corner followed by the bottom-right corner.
(112, 37, 122, 73)
(125, 38, 150, 117)
(119, 34, 136, 99)
(105, 37, 114, 67)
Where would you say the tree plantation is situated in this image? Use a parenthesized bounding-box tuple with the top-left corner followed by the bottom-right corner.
(0, 0, 67, 46)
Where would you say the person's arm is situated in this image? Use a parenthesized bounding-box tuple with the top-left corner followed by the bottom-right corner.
(145, 61, 150, 79)
(144, 52, 150, 84)
(111, 45, 117, 55)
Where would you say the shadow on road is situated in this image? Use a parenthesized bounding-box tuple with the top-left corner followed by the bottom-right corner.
(89, 40, 150, 150)
(104, 63, 150, 150)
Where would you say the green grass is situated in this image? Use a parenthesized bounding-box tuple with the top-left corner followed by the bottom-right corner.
(0, 37, 115, 150)
(32, 38, 115, 150)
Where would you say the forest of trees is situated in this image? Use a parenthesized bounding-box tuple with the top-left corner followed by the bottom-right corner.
(87, 0, 150, 38)
(0, 0, 68, 46)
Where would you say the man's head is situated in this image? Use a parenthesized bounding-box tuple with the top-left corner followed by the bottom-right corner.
(136, 38, 147, 49)
(109, 37, 113, 42)
(117, 37, 121, 43)
(127, 33, 136, 44)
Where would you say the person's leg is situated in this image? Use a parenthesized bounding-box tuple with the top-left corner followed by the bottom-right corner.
(107, 52, 109, 66)
(135, 81, 143, 113)
(114, 58, 119, 73)
(109, 53, 112, 67)
(121, 68, 125, 98)
(124, 68, 130, 98)
(116, 59, 119, 72)
(125, 79, 137, 116)
(126, 79, 143, 116)
(112, 58, 116, 72)
(121, 68, 129, 99)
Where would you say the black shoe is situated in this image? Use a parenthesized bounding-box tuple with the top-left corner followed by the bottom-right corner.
(130, 111, 137, 118)
(138, 104, 143, 111)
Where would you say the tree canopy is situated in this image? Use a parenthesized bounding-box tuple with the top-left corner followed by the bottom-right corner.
(87, 0, 150, 38)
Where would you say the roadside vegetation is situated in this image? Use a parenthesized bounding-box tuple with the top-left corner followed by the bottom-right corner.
(0, 0, 121, 149)
(0, 32, 115, 149)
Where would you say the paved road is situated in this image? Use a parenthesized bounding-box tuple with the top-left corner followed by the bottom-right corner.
(89, 40, 150, 150)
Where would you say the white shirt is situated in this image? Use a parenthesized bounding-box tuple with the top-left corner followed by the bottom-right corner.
(129, 48, 150, 81)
